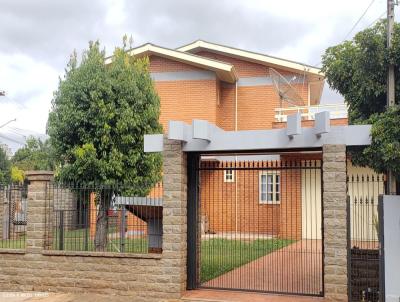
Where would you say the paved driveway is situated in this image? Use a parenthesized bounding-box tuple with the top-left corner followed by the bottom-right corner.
(203, 240, 323, 295)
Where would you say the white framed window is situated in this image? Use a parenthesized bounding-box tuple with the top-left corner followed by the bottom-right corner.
(224, 169, 235, 182)
(259, 171, 280, 204)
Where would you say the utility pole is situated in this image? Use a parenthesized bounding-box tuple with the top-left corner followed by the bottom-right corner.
(387, 0, 397, 194)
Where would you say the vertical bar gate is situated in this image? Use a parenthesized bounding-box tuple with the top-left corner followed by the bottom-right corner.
(347, 172, 385, 302)
(188, 154, 324, 296)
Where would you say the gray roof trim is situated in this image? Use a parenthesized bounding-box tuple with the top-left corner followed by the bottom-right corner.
(151, 70, 216, 82)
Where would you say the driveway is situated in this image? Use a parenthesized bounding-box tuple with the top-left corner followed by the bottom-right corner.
(203, 240, 323, 295)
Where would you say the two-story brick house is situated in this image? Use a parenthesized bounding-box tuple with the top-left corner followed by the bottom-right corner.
(114, 40, 353, 241)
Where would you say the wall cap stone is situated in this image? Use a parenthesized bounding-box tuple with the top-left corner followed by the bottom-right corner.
(42, 250, 163, 259)
(25, 171, 54, 182)
(0, 249, 26, 254)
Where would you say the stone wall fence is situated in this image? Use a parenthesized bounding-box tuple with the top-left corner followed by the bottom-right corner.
(0, 137, 188, 302)
(0, 141, 350, 301)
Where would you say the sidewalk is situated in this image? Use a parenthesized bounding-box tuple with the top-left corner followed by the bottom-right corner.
(0, 293, 136, 302)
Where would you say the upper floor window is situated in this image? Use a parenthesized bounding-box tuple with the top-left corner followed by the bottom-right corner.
(260, 171, 280, 204)
(224, 169, 235, 182)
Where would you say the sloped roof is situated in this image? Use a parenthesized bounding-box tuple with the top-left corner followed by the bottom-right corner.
(178, 40, 324, 105)
(105, 43, 237, 83)
(177, 40, 322, 76)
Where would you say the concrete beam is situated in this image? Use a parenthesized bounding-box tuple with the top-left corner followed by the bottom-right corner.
(144, 120, 372, 153)
(144, 134, 164, 153)
(287, 113, 302, 138)
(192, 119, 211, 141)
(314, 111, 330, 137)
(168, 121, 190, 142)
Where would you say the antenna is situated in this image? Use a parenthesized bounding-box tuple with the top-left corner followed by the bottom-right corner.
(269, 68, 305, 107)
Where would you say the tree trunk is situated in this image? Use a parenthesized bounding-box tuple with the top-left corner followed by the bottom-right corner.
(94, 190, 111, 251)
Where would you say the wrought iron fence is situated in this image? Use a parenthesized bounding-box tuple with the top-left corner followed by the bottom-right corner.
(195, 156, 324, 296)
(347, 172, 385, 302)
(0, 183, 27, 249)
(45, 183, 163, 254)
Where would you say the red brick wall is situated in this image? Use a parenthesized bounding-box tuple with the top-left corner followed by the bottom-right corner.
(200, 155, 322, 240)
(149, 55, 202, 72)
(200, 164, 280, 236)
(193, 51, 311, 131)
(149, 55, 218, 131)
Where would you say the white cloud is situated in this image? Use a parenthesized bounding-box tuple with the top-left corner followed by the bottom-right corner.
(0, 53, 59, 134)
(0, 0, 396, 150)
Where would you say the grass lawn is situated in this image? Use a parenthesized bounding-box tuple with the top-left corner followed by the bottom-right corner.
(52, 227, 148, 253)
(0, 237, 26, 249)
(200, 238, 294, 283)
(0, 228, 148, 253)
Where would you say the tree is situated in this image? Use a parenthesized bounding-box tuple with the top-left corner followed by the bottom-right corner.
(322, 20, 400, 177)
(47, 39, 163, 250)
(12, 136, 55, 172)
(0, 148, 11, 183)
(10, 166, 24, 183)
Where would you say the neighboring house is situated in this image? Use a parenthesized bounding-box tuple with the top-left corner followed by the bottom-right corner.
(115, 40, 377, 241)
(0, 143, 12, 159)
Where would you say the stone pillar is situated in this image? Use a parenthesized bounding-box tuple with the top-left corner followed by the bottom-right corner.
(323, 145, 348, 301)
(0, 186, 5, 239)
(162, 136, 187, 297)
(25, 171, 54, 253)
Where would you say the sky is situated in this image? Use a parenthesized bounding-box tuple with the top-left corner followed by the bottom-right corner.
(0, 0, 396, 151)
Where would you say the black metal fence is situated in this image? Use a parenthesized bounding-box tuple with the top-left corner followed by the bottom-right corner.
(0, 184, 27, 249)
(45, 183, 163, 254)
(347, 173, 385, 302)
(194, 155, 324, 296)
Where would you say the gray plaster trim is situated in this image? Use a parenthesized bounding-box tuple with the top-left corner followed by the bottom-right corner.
(238, 77, 273, 86)
(144, 119, 372, 153)
(202, 155, 281, 161)
(151, 70, 216, 82)
(237, 75, 306, 87)
(180, 124, 371, 152)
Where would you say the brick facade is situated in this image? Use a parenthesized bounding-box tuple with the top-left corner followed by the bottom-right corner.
(200, 167, 281, 236)
(148, 54, 339, 133)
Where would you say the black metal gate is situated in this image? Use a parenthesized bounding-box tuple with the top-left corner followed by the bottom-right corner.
(187, 153, 324, 296)
(347, 172, 385, 302)
(0, 184, 27, 249)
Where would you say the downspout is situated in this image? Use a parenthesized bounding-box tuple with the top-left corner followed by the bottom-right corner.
(307, 83, 311, 120)
(235, 81, 238, 235)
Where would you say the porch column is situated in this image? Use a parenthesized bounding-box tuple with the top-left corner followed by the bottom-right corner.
(322, 145, 348, 301)
(25, 171, 54, 253)
(162, 135, 187, 296)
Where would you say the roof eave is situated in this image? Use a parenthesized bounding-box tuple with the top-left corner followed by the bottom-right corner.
(178, 40, 323, 77)
(106, 43, 237, 84)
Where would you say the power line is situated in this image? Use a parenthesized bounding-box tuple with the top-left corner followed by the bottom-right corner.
(0, 134, 26, 145)
(366, 10, 387, 28)
(314, 8, 386, 67)
(1, 96, 28, 110)
(344, 0, 377, 40)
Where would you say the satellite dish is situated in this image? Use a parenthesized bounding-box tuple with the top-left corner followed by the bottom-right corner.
(269, 68, 305, 107)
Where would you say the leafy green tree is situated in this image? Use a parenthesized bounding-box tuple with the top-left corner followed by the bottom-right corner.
(0, 148, 11, 183)
(12, 136, 55, 172)
(47, 39, 162, 250)
(322, 20, 400, 178)
(10, 166, 24, 183)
